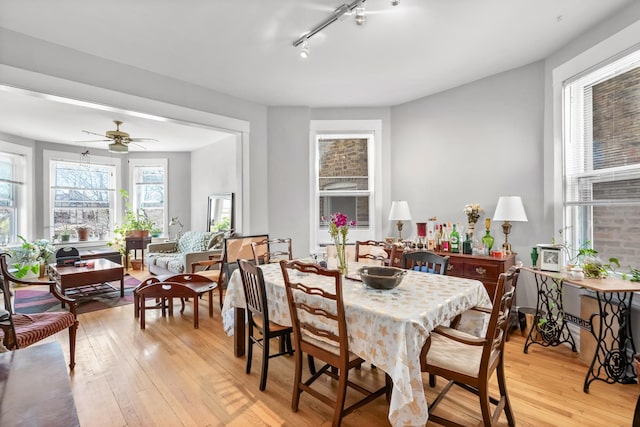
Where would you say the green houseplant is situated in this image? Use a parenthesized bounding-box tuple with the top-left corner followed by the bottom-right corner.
(117, 190, 155, 237)
(9, 235, 41, 279)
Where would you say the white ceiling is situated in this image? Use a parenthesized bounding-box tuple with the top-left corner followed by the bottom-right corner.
(0, 0, 634, 151)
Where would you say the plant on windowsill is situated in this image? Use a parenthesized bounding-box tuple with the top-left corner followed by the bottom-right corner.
(118, 190, 155, 237)
(60, 224, 71, 242)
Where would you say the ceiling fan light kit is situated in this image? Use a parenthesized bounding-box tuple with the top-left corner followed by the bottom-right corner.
(108, 142, 129, 154)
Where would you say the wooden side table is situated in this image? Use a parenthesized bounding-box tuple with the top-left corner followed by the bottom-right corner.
(125, 235, 152, 270)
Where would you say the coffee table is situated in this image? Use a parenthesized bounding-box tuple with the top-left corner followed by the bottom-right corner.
(48, 258, 125, 302)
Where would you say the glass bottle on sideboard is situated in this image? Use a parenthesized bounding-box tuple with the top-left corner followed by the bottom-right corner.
(450, 224, 460, 253)
(481, 218, 494, 255)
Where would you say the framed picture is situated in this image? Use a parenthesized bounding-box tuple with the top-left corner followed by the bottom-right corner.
(539, 247, 561, 272)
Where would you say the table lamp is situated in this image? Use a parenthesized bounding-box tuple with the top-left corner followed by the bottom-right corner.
(169, 216, 184, 241)
(492, 196, 528, 255)
(388, 201, 412, 242)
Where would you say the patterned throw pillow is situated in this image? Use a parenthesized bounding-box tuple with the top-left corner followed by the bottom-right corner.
(177, 231, 215, 253)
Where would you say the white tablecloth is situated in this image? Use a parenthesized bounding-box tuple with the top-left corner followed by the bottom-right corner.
(222, 261, 491, 427)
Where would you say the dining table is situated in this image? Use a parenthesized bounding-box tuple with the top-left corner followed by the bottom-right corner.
(221, 260, 492, 427)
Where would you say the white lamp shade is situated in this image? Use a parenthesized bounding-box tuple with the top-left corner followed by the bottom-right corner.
(388, 200, 412, 221)
(493, 196, 528, 222)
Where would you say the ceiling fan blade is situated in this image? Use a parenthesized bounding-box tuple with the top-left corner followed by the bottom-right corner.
(129, 142, 148, 150)
(76, 139, 111, 143)
(82, 130, 107, 138)
(128, 138, 157, 142)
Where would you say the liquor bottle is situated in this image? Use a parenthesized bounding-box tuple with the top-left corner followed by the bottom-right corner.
(450, 224, 460, 253)
(436, 224, 443, 251)
(481, 218, 495, 254)
(462, 233, 472, 255)
(441, 224, 450, 252)
(427, 228, 435, 251)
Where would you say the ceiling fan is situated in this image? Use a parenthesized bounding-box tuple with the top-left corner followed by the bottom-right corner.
(80, 120, 157, 153)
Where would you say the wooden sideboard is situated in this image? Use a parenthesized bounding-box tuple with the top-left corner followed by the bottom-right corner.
(386, 246, 516, 301)
(432, 251, 516, 301)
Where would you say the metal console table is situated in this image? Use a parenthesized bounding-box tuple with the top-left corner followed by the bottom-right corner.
(522, 267, 640, 392)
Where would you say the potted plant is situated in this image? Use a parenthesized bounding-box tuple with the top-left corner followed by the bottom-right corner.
(33, 238, 55, 277)
(118, 190, 154, 237)
(9, 235, 40, 279)
(77, 226, 90, 241)
(576, 242, 620, 279)
(60, 224, 71, 242)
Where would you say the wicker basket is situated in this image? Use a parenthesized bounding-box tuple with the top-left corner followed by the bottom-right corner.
(634, 354, 640, 385)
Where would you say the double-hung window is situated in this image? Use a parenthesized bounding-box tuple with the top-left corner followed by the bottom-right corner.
(129, 159, 167, 235)
(312, 133, 375, 247)
(563, 48, 640, 268)
(45, 151, 120, 241)
(0, 147, 28, 244)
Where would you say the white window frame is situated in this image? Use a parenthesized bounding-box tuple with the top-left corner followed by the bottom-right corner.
(128, 158, 168, 235)
(43, 150, 122, 244)
(309, 120, 382, 253)
(0, 141, 33, 242)
(562, 47, 640, 260)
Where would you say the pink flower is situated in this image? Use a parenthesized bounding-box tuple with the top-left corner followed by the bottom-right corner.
(332, 212, 348, 228)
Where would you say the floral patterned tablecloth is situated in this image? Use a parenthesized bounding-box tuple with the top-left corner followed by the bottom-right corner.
(222, 261, 491, 427)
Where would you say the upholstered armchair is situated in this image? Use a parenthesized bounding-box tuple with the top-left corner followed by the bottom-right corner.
(145, 231, 224, 276)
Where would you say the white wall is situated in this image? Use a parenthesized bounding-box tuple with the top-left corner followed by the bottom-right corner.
(191, 134, 238, 232)
(266, 107, 392, 258)
(0, 28, 268, 235)
(390, 62, 546, 262)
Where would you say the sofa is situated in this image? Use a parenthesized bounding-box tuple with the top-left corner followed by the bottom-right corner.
(145, 231, 224, 276)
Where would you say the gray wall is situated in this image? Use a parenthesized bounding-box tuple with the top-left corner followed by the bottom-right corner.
(0, 28, 269, 235)
(191, 134, 238, 233)
(390, 62, 545, 261)
(266, 106, 392, 257)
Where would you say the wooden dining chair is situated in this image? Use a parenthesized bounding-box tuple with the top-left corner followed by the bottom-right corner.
(401, 251, 450, 275)
(354, 240, 389, 265)
(420, 268, 519, 426)
(280, 259, 387, 427)
(191, 251, 225, 309)
(237, 259, 293, 391)
(0, 253, 79, 370)
(251, 237, 292, 265)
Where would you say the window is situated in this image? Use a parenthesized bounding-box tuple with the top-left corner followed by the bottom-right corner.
(563, 48, 640, 268)
(0, 149, 27, 244)
(45, 151, 121, 242)
(129, 159, 167, 235)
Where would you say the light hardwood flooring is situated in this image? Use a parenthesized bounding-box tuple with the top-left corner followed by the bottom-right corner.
(35, 270, 638, 426)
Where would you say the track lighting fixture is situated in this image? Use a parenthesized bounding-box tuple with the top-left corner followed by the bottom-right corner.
(354, 6, 366, 25)
(300, 39, 310, 59)
(391, 0, 399, 5)
(292, 0, 367, 49)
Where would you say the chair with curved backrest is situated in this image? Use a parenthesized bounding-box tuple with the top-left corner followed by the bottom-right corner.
(354, 240, 389, 265)
(280, 259, 387, 427)
(0, 253, 79, 370)
(237, 259, 293, 391)
(420, 267, 520, 427)
(251, 238, 293, 265)
(401, 251, 450, 275)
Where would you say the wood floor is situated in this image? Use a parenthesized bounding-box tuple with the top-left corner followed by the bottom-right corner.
(37, 270, 638, 426)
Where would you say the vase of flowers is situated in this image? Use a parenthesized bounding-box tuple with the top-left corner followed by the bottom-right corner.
(325, 212, 356, 276)
(463, 203, 483, 238)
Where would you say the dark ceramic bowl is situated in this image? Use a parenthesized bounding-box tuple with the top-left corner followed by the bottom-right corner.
(358, 266, 406, 290)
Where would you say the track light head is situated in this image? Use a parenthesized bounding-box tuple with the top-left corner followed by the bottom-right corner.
(300, 39, 310, 59)
(355, 6, 366, 25)
(391, 0, 399, 5)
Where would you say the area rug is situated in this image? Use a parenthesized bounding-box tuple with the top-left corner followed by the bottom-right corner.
(14, 276, 142, 315)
